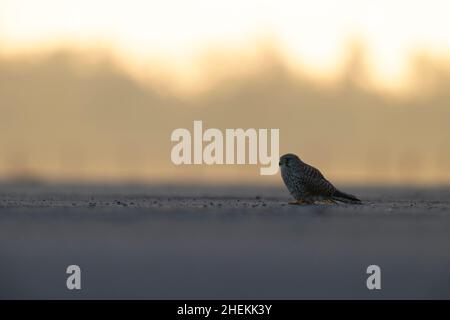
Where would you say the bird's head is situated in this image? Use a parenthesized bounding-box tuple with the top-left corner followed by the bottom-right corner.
(279, 153, 302, 168)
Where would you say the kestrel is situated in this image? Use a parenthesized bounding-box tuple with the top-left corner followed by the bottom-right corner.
(279, 153, 361, 204)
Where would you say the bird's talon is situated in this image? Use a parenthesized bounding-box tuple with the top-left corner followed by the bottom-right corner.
(288, 199, 310, 205)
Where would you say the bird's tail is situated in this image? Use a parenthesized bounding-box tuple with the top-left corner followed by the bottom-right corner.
(332, 189, 361, 204)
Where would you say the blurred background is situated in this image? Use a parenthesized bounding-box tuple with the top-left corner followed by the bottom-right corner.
(1, 0, 450, 185)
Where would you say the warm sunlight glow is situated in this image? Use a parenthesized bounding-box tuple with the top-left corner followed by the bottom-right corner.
(1, 0, 450, 92)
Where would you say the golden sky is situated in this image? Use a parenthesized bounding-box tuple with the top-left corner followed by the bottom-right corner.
(1, 0, 450, 93)
(1, 1, 450, 185)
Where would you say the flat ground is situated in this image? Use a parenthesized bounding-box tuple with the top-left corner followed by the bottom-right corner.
(1, 183, 450, 299)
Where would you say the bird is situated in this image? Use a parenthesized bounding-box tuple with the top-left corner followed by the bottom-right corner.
(279, 153, 361, 205)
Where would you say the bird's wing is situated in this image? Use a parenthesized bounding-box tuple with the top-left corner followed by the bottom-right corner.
(299, 164, 337, 196)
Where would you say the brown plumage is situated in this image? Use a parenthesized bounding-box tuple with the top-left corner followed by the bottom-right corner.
(279, 153, 361, 204)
